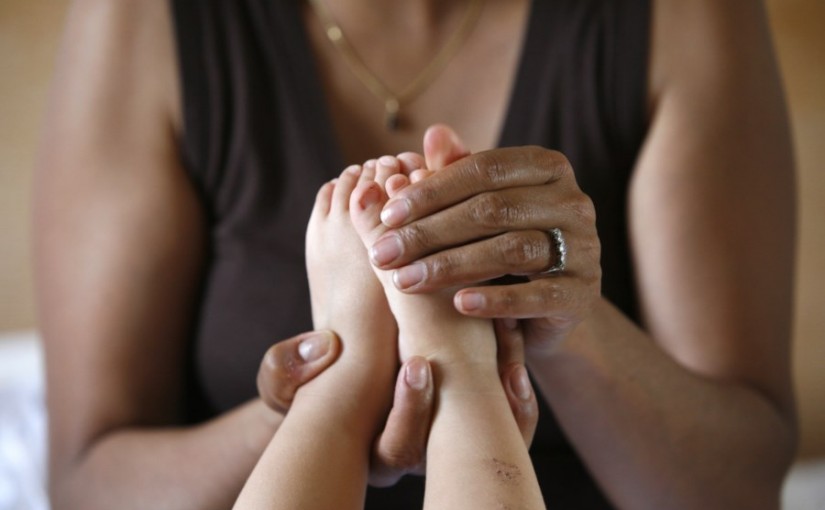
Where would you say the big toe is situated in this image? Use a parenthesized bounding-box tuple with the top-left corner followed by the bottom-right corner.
(331, 165, 362, 211)
(375, 156, 402, 188)
(349, 180, 390, 248)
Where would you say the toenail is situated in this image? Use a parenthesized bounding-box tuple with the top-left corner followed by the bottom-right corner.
(345, 164, 361, 175)
(393, 263, 427, 290)
(380, 199, 411, 226)
(370, 235, 403, 266)
(378, 155, 397, 167)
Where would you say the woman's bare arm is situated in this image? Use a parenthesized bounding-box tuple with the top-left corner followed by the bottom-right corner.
(34, 1, 280, 508)
(361, 2, 796, 508)
(527, 2, 796, 508)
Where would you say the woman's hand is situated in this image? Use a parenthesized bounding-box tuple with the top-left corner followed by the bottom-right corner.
(256, 331, 343, 414)
(369, 146, 602, 354)
(256, 328, 539, 487)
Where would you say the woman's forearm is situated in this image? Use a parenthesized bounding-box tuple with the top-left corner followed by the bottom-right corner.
(51, 399, 279, 510)
(529, 298, 796, 510)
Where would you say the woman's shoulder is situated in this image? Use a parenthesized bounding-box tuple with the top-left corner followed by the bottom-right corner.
(648, 0, 777, 102)
(61, 0, 180, 134)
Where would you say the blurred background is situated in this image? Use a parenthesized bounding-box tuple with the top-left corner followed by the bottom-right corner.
(1, 0, 823, 508)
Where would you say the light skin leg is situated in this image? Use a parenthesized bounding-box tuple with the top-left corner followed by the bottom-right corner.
(234, 165, 399, 510)
(350, 159, 546, 510)
(237, 143, 541, 510)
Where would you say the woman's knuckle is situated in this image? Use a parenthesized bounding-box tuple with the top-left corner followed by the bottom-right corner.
(494, 288, 519, 313)
(400, 223, 434, 252)
(470, 151, 508, 186)
(470, 192, 512, 228)
(500, 233, 542, 270)
(539, 281, 570, 305)
(429, 252, 459, 280)
(530, 147, 570, 183)
(565, 193, 597, 223)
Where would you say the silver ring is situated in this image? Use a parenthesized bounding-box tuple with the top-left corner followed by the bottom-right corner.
(540, 228, 567, 274)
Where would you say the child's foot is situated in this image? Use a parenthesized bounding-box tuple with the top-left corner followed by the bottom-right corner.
(305, 164, 397, 365)
(348, 158, 497, 368)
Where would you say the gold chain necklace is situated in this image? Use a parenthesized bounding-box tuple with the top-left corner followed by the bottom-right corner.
(308, 0, 485, 130)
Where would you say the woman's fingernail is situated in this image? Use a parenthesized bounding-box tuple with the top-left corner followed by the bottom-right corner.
(457, 292, 485, 312)
(298, 332, 332, 362)
(405, 359, 430, 391)
(511, 366, 532, 401)
(370, 235, 403, 266)
(393, 263, 427, 290)
(380, 199, 411, 226)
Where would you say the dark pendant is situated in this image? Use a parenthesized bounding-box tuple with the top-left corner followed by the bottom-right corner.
(385, 98, 400, 131)
(385, 110, 400, 130)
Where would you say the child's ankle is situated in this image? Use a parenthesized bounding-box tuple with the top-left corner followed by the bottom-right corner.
(431, 359, 502, 397)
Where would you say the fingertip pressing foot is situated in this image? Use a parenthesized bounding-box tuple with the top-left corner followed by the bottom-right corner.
(423, 124, 470, 170)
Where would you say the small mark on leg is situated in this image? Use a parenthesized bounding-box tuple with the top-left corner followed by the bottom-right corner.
(490, 457, 522, 485)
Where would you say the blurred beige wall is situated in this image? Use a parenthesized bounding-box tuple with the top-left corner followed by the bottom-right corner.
(767, 0, 825, 459)
(0, 0, 67, 331)
(0, 0, 823, 457)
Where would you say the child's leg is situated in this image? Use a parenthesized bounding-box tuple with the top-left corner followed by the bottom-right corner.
(350, 166, 546, 510)
(235, 165, 399, 510)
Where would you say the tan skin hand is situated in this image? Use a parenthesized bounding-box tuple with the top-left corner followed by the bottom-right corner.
(255, 328, 538, 488)
(372, 146, 601, 353)
(252, 141, 539, 486)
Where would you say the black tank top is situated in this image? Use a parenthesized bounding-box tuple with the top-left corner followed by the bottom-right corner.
(171, 1, 650, 507)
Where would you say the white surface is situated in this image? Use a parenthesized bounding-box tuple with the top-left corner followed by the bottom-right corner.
(0, 331, 48, 510)
(783, 459, 825, 510)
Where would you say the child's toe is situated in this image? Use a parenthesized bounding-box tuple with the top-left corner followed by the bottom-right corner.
(311, 180, 336, 218)
(349, 180, 388, 243)
(331, 165, 361, 210)
(386, 174, 410, 198)
(376, 155, 401, 187)
(360, 159, 377, 183)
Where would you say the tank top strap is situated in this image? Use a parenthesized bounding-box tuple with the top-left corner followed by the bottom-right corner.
(169, 0, 341, 224)
(501, 0, 650, 166)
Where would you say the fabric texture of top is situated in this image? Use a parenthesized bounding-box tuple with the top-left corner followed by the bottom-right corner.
(170, 0, 651, 507)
